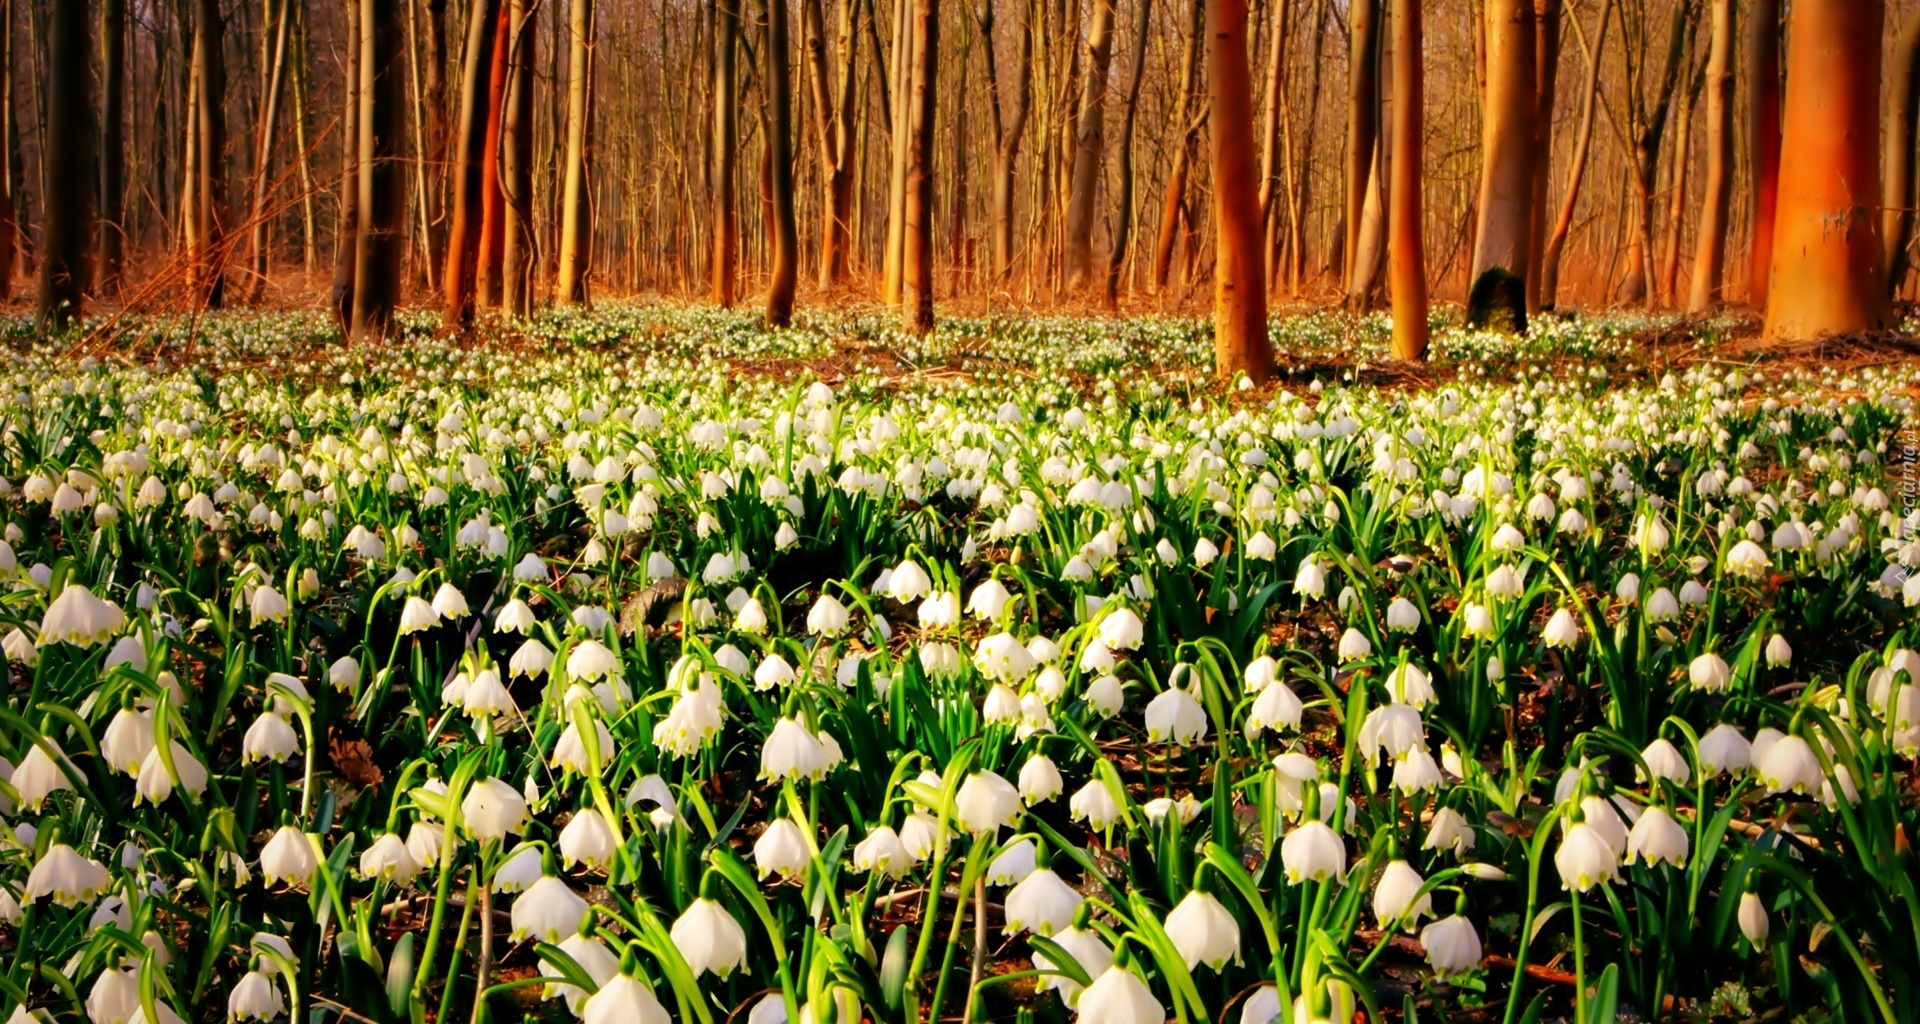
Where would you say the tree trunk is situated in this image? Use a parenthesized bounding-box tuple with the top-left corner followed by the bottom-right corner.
(477, 1, 511, 307)
(421, 0, 449, 279)
(1741, 0, 1778, 304)
(1523, 0, 1556, 315)
(36, 0, 89, 331)
(1342, 0, 1379, 295)
(1467, 0, 1534, 330)
(1659, 54, 1700, 307)
(555, 0, 593, 305)
(1685, 0, 1731, 312)
(1883, 9, 1920, 298)
(712, 0, 739, 306)
(1257, 0, 1289, 287)
(331, 0, 359, 331)
(1620, 0, 1693, 306)
(901, 0, 936, 331)
(1388, 0, 1425, 361)
(1287, 0, 1329, 293)
(1103, 0, 1150, 308)
(1206, 0, 1270, 382)
(979, 0, 1033, 284)
(764, 0, 799, 324)
(1062, 0, 1114, 290)
(1762, 0, 1887, 340)
(883, 0, 911, 305)
(1151, 0, 1202, 293)
(291, 0, 318, 274)
(193, 0, 228, 308)
(246, 0, 294, 304)
(806, 0, 856, 288)
(352, 0, 404, 342)
(99, 0, 127, 295)
(444, 0, 498, 328)
(1539, 0, 1607, 310)
(502, 0, 536, 317)
(0, 0, 14, 302)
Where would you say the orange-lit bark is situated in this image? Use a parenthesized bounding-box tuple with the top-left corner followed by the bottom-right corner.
(1884, 10, 1920, 298)
(1468, 0, 1534, 330)
(1206, 0, 1272, 382)
(1388, 0, 1426, 362)
(1746, 0, 1779, 303)
(445, 0, 501, 330)
(478, 2, 511, 308)
(1686, 0, 1731, 311)
(1761, 0, 1888, 340)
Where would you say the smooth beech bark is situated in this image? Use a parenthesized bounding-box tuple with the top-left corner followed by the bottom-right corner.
(246, 0, 295, 304)
(445, 0, 500, 329)
(555, 0, 594, 305)
(805, 0, 857, 288)
(900, 0, 936, 332)
(1524, 0, 1556, 315)
(37, 0, 89, 332)
(502, 0, 536, 318)
(0, 0, 14, 301)
(352, 0, 405, 343)
(477, 2, 511, 307)
(1686, 0, 1731, 312)
(332, 0, 360, 331)
(192, 0, 228, 308)
(712, 0, 739, 306)
(1388, 0, 1425, 361)
(1104, 0, 1151, 307)
(763, 0, 799, 325)
(1342, 0, 1380, 296)
(1745, 0, 1779, 303)
(99, 0, 127, 295)
(1884, 9, 1920, 297)
(1257, 0, 1289, 284)
(978, 0, 1033, 283)
(1151, 0, 1203, 293)
(1062, 0, 1115, 290)
(1206, 0, 1271, 383)
(1762, 0, 1888, 340)
(1467, 0, 1534, 330)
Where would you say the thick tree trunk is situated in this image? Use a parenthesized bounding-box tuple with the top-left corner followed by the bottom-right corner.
(1745, 0, 1779, 304)
(1342, 0, 1380, 296)
(1685, 0, 1731, 312)
(1762, 0, 1887, 340)
(979, 0, 1033, 284)
(900, 0, 936, 331)
(477, 2, 511, 307)
(712, 0, 739, 306)
(331, 0, 360, 331)
(1388, 0, 1425, 361)
(1523, 0, 1556, 315)
(1883, 10, 1920, 298)
(246, 0, 295, 304)
(1062, 0, 1115, 290)
(352, 0, 405, 342)
(1104, 0, 1151, 308)
(444, 0, 499, 329)
(193, 0, 228, 308)
(1206, 0, 1270, 382)
(1467, 0, 1534, 330)
(555, 0, 594, 305)
(1151, 0, 1202, 293)
(99, 0, 127, 295)
(37, 0, 89, 331)
(502, 0, 536, 317)
(764, 0, 799, 324)
(1539, 0, 1607, 310)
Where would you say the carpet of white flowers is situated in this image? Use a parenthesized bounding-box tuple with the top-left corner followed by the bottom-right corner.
(0, 304, 1916, 1024)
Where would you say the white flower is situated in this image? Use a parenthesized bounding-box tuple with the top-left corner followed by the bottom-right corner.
(579, 972, 669, 1024)
(1245, 682, 1303, 736)
(1638, 738, 1692, 785)
(1724, 539, 1771, 578)
(1425, 807, 1476, 857)
(1003, 867, 1081, 936)
(1625, 805, 1689, 868)
(887, 560, 933, 603)
(39, 584, 127, 647)
(227, 971, 285, 1022)
(1164, 891, 1241, 970)
(1541, 608, 1580, 648)
(492, 844, 543, 893)
(25, 843, 110, 906)
(431, 583, 470, 619)
(88, 969, 140, 1024)
(853, 826, 912, 878)
(753, 818, 811, 879)
(1757, 734, 1823, 795)
(242, 713, 299, 765)
(1384, 662, 1435, 708)
(1019, 754, 1064, 803)
(101, 708, 156, 775)
(1075, 964, 1164, 1024)
(973, 632, 1037, 682)
(566, 639, 619, 681)
(133, 742, 208, 805)
(540, 933, 619, 1012)
(1069, 778, 1121, 830)
(1698, 723, 1752, 776)
(1420, 914, 1482, 978)
(1738, 891, 1769, 950)
(1373, 859, 1432, 929)
(1337, 628, 1373, 662)
(1098, 608, 1144, 651)
(1764, 633, 1793, 668)
(1144, 684, 1208, 744)
(1385, 597, 1421, 632)
(249, 584, 290, 627)
(806, 593, 851, 636)
(955, 771, 1023, 834)
(1554, 822, 1619, 892)
(1280, 821, 1345, 884)
(987, 838, 1037, 885)
(461, 777, 531, 841)
(259, 827, 318, 887)
(511, 876, 589, 942)
(760, 717, 829, 782)
(558, 809, 618, 870)
(671, 898, 748, 979)
(1294, 558, 1326, 599)
(1688, 652, 1731, 692)
(1032, 925, 1111, 1006)
(329, 656, 363, 693)
(753, 653, 797, 690)
(968, 579, 1012, 619)
(359, 833, 421, 883)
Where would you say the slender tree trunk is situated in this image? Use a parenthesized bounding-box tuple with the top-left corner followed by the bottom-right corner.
(421, 0, 448, 278)
(1342, 0, 1379, 293)
(1745, 0, 1778, 304)
(1883, 9, 1920, 298)
(331, 0, 359, 331)
(502, 0, 536, 317)
(1523, 0, 1556, 315)
(1103, 0, 1150, 308)
(1206, 0, 1270, 382)
(712, 0, 739, 305)
(353, 0, 404, 341)
(1659, 55, 1699, 307)
(1539, 0, 1607, 310)
(99, 0, 126, 295)
(1466, 0, 1533, 330)
(1288, 0, 1329, 292)
(806, 0, 854, 288)
(1388, 0, 1425, 361)
(1062, 0, 1114, 290)
(555, 0, 593, 305)
(901, 0, 936, 331)
(1620, 0, 1693, 306)
(477, 2, 511, 307)
(980, 0, 1033, 284)
(37, 0, 89, 331)
(764, 0, 799, 324)
(884, 0, 911, 305)
(291, 0, 317, 274)
(1151, 0, 1202, 292)
(246, 0, 294, 304)
(193, 0, 228, 308)
(0, 0, 14, 302)
(1257, 0, 1289, 287)
(1762, 0, 1887, 340)
(444, 0, 499, 329)
(1685, 0, 1731, 312)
